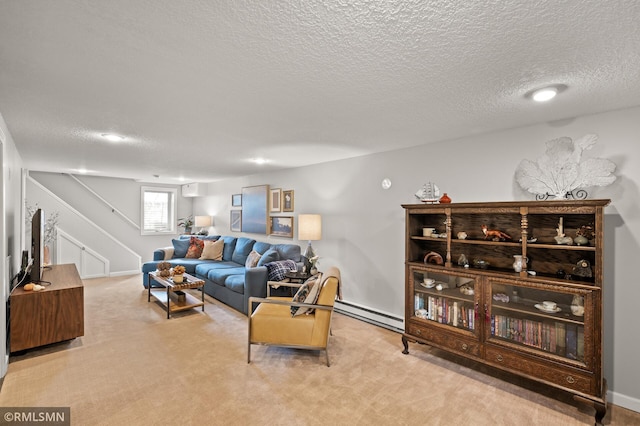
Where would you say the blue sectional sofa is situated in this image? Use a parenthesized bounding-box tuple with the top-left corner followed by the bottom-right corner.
(141, 235, 302, 315)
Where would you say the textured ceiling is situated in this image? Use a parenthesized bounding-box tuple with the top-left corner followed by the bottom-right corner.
(1, 0, 639, 183)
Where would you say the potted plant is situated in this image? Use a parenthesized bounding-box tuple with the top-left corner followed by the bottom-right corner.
(178, 216, 194, 234)
(172, 265, 186, 283)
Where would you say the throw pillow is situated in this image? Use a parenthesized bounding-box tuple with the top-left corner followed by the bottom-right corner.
(199, 239, 224, 260)
(171, 238, 191, 258)
(245, 250, 262, 268)
(291, 273, 323, 317)
(265, 259, 298, 281)
(257, 247, 280, 266)
(185, 237, 205, 259)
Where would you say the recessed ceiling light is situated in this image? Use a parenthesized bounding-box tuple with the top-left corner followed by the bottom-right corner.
(532, 87, 558, 102)
(251, 158, 268, 165)
(527, 84, 567, 102)
(101, 133, 126, 142)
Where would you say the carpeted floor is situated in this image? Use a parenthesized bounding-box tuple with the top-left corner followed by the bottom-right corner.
(1, 274, 638, 425)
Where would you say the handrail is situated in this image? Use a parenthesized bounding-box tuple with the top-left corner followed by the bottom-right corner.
(66, 173, 140, 230)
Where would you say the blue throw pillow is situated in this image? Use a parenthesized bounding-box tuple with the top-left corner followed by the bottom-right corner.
(265, 260, 297, 281)
(172, 238, 190, 258)
(257, 248, 280, 267)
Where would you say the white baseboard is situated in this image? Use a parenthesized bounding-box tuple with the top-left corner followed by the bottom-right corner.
(608, 389, 640, 414)
(334, 300, 404, 332)
(109, 270, 141, 277)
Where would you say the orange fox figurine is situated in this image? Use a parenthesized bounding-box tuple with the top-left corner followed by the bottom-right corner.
(481, 225, 512, 241)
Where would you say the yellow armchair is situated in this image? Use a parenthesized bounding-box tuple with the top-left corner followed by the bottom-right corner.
(247, 267, 341, 366)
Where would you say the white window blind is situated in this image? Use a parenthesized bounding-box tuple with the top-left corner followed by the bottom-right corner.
(141, 186, 177, 235)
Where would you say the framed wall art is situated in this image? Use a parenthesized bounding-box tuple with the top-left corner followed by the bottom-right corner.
(269, 188, 282, 213)
(241, 185, 268, 234)
(282, 189, 294, 212)
(232, 193, 242, 207)
(230, 210, 242, 232)
(269, 216, 294, 238)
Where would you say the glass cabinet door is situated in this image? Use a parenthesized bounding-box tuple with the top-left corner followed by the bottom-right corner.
(410, 267, 477, 333)
(488, 278, 593, 365)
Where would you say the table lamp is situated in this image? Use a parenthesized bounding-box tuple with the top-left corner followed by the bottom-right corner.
(298, 214, 322, 272)
(195, 215, 213, 235)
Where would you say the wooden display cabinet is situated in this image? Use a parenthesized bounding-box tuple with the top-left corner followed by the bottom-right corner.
(402, 200, 609, 425)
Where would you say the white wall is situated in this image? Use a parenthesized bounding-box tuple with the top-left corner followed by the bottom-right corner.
(1, 112, 24, 379)
(194, 106, 640, 411)
(27, 172, 194, 271)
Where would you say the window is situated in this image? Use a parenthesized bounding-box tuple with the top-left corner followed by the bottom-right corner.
(141, 186, 177, 235)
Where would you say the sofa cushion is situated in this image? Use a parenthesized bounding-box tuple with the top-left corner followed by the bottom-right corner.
(291, 273, 323, 317)
(272, 244, 301, 262)
(232, 237, 256, 265)
(221, 236, 238, 261)
(208, 267, 246, 285)
(186, 236, 205, 258)
(253, 241, 271, 254)
(225, 274, 245, 294)
(257, 247, 279, 266)
(172, 238, 191, 258)
(265, 259, 297, 281)
(200, 239, 224, 260)
(195, 261, 239, 278)
(245, 250, 262, 268)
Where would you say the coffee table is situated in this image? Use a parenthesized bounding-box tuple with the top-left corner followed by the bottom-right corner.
(148, 271, 205, 318)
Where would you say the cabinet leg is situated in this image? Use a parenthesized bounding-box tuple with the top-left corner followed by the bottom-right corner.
(402, 335, 409, 354)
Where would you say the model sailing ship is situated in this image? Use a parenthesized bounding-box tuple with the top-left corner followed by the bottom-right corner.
(415, 182, 440, 203)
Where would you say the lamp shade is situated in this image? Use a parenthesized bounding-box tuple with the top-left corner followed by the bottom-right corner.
(195, 215, 213, 227)
(298, 214, 322, 241)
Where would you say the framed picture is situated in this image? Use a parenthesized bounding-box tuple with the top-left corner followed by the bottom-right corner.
(241, 185, 268, 234)
(282, 190, 294, 212)
(232, 194, 242, 207)
(269, 188, 282, 213)
(270, 216, 294, 238)
(230, 210, 242, 232)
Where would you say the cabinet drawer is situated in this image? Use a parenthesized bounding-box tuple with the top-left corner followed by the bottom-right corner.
(485, 346, 595, 394)
(407, 322, 481, 359)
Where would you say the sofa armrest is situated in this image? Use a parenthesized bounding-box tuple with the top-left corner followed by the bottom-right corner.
(245, 266, 268, 293)
(153, 246, 174, 261)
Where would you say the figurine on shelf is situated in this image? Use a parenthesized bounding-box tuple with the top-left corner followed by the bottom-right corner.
(554, 217, 574, 245)
(481, 225, 511, 241)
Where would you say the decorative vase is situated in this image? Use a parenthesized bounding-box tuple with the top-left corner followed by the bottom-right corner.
(172, 274, 184, 283)
(571, 295, 584, 316)
(439, 193, 452, 203)
(512, 255, 527, 272)
(574, 235, 589, 246)
(184, 226, 192, 235)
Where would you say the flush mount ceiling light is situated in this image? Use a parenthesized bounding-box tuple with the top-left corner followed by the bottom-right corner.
(532, 87, 557, 102)
(526, 84, 568, 102)
(101, 133, 126, 142)
(251, 158, 268, 165)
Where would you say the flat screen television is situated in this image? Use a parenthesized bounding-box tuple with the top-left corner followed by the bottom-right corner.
(30, 208, 45, 283)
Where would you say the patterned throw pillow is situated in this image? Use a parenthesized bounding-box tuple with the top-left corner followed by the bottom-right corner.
(185, 237, 205, 259)
(291, 273, 323, 317)
(199, 239, 224, 260)
(265, 259, 298, 281)
(245, 250, 262, 268)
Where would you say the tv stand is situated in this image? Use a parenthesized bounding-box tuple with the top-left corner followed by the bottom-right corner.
(10, 264, 84, 353)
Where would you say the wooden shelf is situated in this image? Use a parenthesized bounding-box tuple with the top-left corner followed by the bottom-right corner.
(402, 199, 609, 424)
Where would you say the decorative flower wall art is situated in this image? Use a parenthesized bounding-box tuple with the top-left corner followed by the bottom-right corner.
(515, 134, 616, 199)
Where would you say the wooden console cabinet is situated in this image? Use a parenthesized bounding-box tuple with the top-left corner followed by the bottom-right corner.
(10, 263, 84, 352)
(402, 200, 609, 425)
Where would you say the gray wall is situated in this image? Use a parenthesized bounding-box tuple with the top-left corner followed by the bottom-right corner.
(193, 106, 640, 411)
